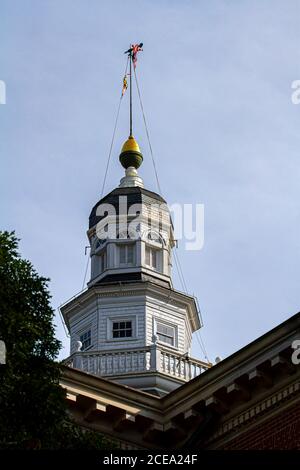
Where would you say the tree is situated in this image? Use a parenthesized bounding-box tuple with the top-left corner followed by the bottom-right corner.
(0, 231, 110, 449)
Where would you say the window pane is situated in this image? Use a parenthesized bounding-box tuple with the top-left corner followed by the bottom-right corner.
(112, 321, 132, 339)
(121, 246, 126, 263)
(152, 249, 157, 268)
(157, 323, 171, 335)
(80, 330, 91, 350)
(158, 334, 173, 346)
(156, 323, 175, 346)
(120, 246, 126, 263)
(127, 245, 134, 263)
(145, 246, 150, 265)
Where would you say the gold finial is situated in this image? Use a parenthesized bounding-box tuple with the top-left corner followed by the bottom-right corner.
(121, 135, 141, 154)
(119, 135, 143, 169)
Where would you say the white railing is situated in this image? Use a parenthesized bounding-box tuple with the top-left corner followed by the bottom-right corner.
(63, 344, 210, 382)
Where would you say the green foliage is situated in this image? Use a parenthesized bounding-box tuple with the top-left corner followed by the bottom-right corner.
(0, 231, 111, 449)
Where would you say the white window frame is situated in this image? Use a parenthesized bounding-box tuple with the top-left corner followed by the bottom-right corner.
(145, 244, 163, 272)
(118, 243, 135, 266)
(112, 320, 133, 339)
(106, 315, 137, 342)
(154, 318, 177, 349)
(79, 328, 92, 351)
(98, 249, 107, 273)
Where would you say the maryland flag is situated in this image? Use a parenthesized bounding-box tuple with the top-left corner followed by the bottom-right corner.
(125, 43, 143, 69)
(131, 43, 143, 69)
(121, 75, 128, 96)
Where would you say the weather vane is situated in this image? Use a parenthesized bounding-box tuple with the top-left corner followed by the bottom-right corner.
(122, 43, 143, 136)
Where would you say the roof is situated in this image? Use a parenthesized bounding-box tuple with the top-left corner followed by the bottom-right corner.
(61, 311, 300, 449)
(89, 186, 167, 229)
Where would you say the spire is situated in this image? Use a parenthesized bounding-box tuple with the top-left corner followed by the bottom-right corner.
(119, 43, 144, 172)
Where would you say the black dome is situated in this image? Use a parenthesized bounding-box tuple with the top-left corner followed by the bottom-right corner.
(89, 186, 167, 229)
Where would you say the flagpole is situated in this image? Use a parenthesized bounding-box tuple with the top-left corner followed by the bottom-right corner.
(129, 49, 132, 136)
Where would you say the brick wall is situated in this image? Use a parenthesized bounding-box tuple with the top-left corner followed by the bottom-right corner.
(222, 402, 300, 450)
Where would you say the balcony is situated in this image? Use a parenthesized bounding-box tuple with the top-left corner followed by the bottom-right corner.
(63, 343, 211, 383)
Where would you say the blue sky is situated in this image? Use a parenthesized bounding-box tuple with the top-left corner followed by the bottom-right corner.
(1, 0, 300, 362)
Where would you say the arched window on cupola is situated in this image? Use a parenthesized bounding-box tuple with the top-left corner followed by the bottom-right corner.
(144, 230, 165, 273)
(90, 235, 107, 277)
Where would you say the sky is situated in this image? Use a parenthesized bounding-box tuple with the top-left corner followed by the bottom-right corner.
(1, 0, 300, 362)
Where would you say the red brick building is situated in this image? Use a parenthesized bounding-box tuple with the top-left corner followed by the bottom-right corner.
(61, 312, 300, 449)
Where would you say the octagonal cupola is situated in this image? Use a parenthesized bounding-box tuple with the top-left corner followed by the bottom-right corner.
(87, 135, 175, 289)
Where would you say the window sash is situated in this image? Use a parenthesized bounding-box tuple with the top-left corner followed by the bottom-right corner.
(156, 322, 175, 346)
(112, 321, 132, 339)
(80, 330, 91, 350)
(119, 244, 135, 265)
(145, 245, 158, 269)
(99, 251, 106, 272)
(120, 245, 126, 264)
(127, 245, 134, 264)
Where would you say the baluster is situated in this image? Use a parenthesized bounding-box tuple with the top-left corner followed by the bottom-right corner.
(129, 351, 132, 371)
(183, 359, 187, 379)
(124, 352, 127, 373)
(147, 349, 151, 371)
(168, 354, 171, 374)
(142, 350, 145, 371)
(188, 360, 192, 380)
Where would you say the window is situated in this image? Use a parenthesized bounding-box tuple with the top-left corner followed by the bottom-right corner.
(112, 321, 132, 338)
(80, 329, 91, 350)
(156, 322, 175, 346)
(119, 244, 135, 265)
(145, 245, 159, 270)
(99, 249, 107, 272)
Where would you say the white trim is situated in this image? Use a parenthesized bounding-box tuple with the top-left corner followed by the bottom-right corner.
(76, 324, 93, 351)
(106, 315, 138, 342)
(153, 317, 178, 349)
